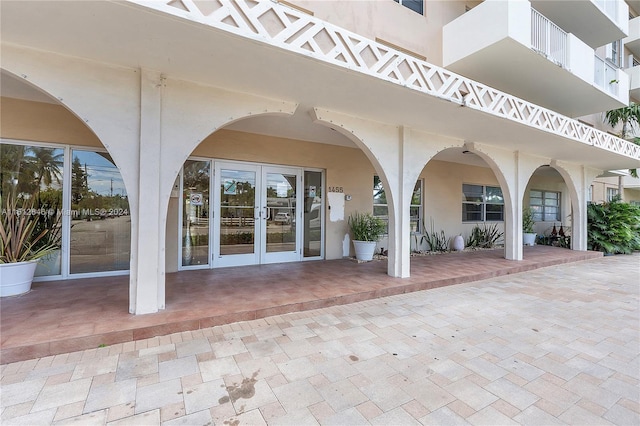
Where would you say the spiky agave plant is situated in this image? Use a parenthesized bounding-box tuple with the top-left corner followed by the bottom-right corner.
(0, 194, 58, 263)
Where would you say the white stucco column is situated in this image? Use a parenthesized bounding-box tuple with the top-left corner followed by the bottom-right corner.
(131, 69, 165, 314)
(464, 143, 521, 260)
(311, 109, 439, 278)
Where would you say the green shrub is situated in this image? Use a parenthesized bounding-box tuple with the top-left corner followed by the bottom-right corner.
(587, 198, 640, 254)
(348, 212, 385, 242)
(466, 223, 504, 249)
(417, 218, 450, 252)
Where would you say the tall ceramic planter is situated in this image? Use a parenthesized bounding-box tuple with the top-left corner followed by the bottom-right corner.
(0, 260, 38, 297)
(523, 233, 537, 246)
(353, 240, 377, 261)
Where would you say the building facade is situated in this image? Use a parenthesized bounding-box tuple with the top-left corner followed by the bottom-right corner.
(1, 0, 639, 315)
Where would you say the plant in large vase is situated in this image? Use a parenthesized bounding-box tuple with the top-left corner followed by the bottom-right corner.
(1, 194, 58, 297)
(348, 212, 386, 261)
(522, 207, 536, 246)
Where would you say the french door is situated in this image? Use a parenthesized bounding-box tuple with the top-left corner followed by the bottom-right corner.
(212, 162, 302, 267)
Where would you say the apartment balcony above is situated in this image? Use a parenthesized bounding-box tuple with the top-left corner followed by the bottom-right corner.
(624, 16, 640, 58)
(443, 0, 629, 118)
(530, 0, 628, 49)
(626, 63, 640, 100)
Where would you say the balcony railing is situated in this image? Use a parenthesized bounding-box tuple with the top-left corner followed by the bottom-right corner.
(531, 8, 568, 68)
(594, 55, 619, 95)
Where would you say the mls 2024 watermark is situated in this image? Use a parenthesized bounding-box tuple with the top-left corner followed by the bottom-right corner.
(1, 208, 129, 217)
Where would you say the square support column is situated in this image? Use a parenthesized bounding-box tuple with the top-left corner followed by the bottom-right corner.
(130, 69, 165, 314)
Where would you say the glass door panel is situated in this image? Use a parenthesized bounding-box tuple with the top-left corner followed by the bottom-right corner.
(265, 171, 296, 253)
(261, 167, 301, 264)
(69, 149, 130, 274)
(303, 171, 323, 258)
(215, 164, 260, 267)
(182, 160, 210, 267)
(1, 143, 64, 277)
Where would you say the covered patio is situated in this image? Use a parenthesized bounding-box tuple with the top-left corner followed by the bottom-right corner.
(1, 246, 602, 364)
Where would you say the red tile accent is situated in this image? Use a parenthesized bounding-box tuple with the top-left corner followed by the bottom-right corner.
(0, 246, 601, 364)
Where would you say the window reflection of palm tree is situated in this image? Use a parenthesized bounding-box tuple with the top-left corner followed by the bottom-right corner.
(25, 147, 64, 193)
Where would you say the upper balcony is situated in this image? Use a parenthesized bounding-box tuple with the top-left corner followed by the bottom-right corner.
(624, 16, 640, 59)
(443, 0, 629, 118)
(530, 0, 628, 49)
(625, 61, 640, 100)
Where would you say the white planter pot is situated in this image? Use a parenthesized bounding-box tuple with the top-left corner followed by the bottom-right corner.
(452, 235, 465, 251)
(35, 249, 61, 276)
(523, 233, 537, 246)
(0, 260, 38, 297)
(353, 240, 377, 261)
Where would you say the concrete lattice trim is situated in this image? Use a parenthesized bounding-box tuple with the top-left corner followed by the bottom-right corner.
(128, 0, 640, 161)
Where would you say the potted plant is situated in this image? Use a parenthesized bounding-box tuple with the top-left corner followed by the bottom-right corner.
(1, 193, 58, 296)
(348, 211, 386, 261)
(523, 207, 536, 246)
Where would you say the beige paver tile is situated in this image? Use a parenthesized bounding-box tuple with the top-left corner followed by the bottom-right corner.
(84, 378, 136, 413)
(209, 399, 236, 424)
(105, 402, 135, 423)
(52, 401, 85, 422)
(317, 378, 368, 412)
(467, 405, 519, 425)
(115, 355, 158, 381)
(1, 401, 33, 421)
(199, 356, 240, 382)
(164, 408, 211, 425)
(184, 379, 228, 414)
(403, 376, 455, 411)
(603, 403, 640, 425)
(45, 371, 74, 387)
(533, 398, 565, 418)
(618, 398, 640, 415)
(490, 399, 520, 419)
(559, 405, 616, 425)
(356, 400, 383, 420)
(272, 380, 323, 412)
(484, 377, 539, 410)
(159, 401, 186, 423)
(134, 378, 182, 414)
(402, 399, 430, 419)
(420, 406, 469, 425)
(308, 400, 336, 422)
(107, 409, 160, 425)
(371, 406, 421, 425)
(259, 400, 287, 422)
(513, 405, 564, 425)
(445, 377, 498, 411)
(53, 409, 107, 425)
(31, 378, 92, 413)
(4, 408, 56, 425)
(447, 399, 476, 418)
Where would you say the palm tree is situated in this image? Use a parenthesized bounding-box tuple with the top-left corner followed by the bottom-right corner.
(604, 103, 640, 139)
(24, 147, 64, 193)
(604, 104, 640, 178)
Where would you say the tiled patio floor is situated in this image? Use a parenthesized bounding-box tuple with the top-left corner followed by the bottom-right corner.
(1, 246, 601, 364)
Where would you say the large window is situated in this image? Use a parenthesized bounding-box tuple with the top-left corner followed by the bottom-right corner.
(529, 190, 560, 222)
(373, 177, 422, 233)
(462, 184, 504, 222)
(394, 0, 424, 15)
(606, 187, 619, 201)
(1, 141, 131, 278)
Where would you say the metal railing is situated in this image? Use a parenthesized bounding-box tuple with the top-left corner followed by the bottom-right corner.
(531, 8, 569, 68)
(594, 55, 619, 95)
